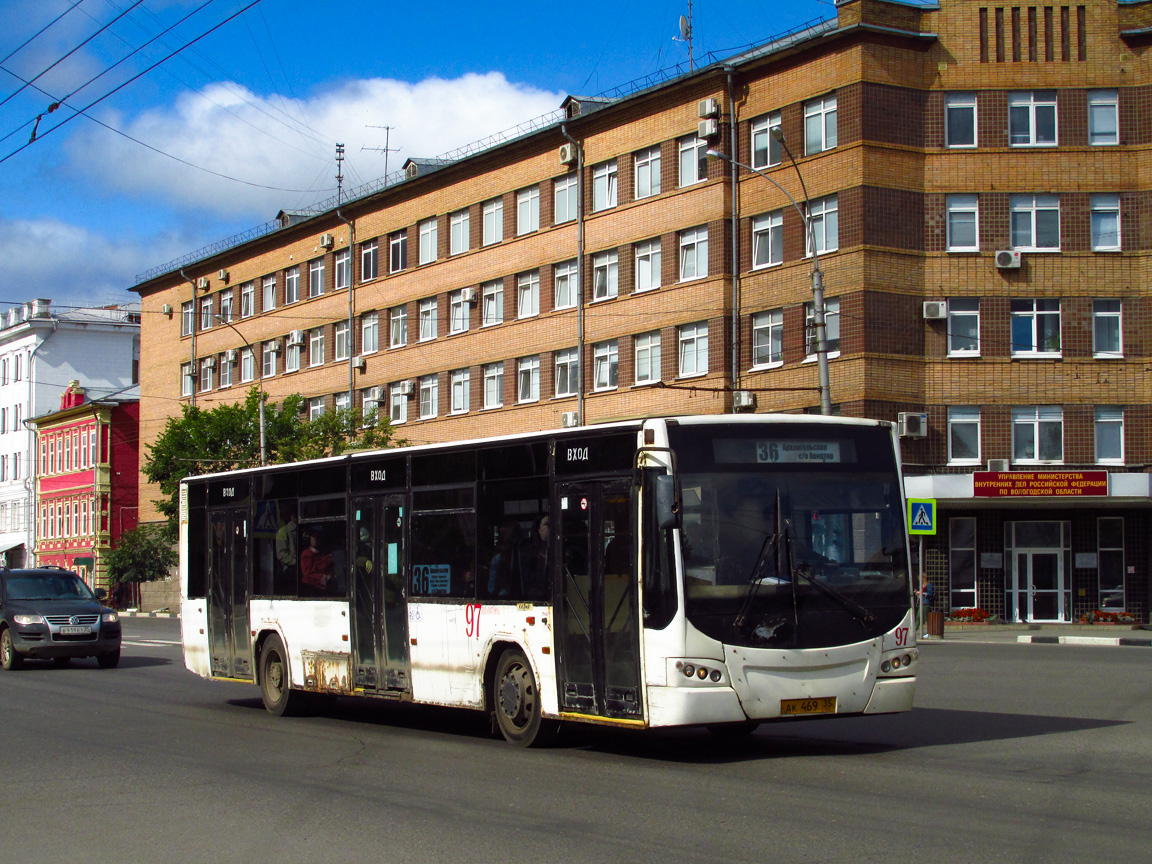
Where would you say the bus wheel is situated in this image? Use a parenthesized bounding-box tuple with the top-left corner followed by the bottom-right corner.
(494, 649, 557, 747)
(260, 635, 307, 717)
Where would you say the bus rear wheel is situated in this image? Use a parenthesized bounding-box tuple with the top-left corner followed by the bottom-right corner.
(260, 634, 307, 717)
(493, 649, 557, 747)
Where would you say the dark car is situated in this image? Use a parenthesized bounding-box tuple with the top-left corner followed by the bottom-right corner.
(0, 568, 121, 670)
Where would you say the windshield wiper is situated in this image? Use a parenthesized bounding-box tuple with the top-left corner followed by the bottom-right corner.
(790, 562, 877, 628)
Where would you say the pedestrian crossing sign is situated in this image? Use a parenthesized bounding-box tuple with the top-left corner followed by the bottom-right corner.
(907, 498, 937, 535)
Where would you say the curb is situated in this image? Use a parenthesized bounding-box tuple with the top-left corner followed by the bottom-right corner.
(1017, 634, 1152, 647)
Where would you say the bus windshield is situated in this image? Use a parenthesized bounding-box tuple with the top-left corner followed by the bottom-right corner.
(670, 423, 910, 650)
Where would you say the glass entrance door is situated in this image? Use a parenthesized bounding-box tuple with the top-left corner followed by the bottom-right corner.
(1019, 551, 1064, 622)
(352, 496, 410, 691)
(1007, 521, 1069, 623)
(206, 508, 252, 679)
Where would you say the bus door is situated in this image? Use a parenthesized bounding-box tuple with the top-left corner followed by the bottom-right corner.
(352, 495, 411, 691)
(206, 508, 253, 679)
(555, 479, 642, 719)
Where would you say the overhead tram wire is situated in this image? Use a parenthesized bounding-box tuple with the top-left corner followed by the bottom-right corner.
(0, 0, 268, 167)
(0, 0, 86, 68)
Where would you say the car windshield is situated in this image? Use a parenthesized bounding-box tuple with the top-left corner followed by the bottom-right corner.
(5, 573, 94, 601)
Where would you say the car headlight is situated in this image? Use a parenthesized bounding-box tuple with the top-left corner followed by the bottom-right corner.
(101, 611, 119, 624)
(13, 614, 44, 626)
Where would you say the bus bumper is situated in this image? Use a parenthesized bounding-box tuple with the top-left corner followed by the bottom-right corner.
(646, 685, 748, 727)
(863, 676, 916, 714)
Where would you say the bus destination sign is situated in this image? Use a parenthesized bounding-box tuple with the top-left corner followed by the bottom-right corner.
(755, 441, 842, 464)
(973, 471, 1108, 497)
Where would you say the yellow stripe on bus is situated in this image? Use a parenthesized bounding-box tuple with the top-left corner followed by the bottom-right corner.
(557, 712, 647, 727)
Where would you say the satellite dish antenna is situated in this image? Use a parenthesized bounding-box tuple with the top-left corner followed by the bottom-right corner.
(679, 14, 690, 41)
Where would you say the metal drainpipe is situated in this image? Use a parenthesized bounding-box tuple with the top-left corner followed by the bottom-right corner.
(561, 124, 585, 426)
(179, 270, 197, 408)
(725, 66, 740, 406)
(336, 210, 355, 429)
(25, 318, 58, 566)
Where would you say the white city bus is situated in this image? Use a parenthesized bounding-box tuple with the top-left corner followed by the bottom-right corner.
(179, 415, 918, 745)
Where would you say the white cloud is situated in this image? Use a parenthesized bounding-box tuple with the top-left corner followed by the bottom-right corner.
(69, 72, 566, 219)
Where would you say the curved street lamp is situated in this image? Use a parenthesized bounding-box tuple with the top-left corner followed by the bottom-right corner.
(707, 141, 833, 416)
(214, 314, 266, 466)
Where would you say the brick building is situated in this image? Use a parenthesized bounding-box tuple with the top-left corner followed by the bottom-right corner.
(132, 0, 1152, 623)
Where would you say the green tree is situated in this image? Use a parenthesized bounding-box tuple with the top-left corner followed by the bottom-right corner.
(143, 388, 400, 526)
(105, 523, 178, 585)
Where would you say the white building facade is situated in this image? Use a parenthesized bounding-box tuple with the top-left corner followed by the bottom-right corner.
(0, 299, 140, 567)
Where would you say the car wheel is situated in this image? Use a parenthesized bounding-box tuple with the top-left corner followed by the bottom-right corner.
(493, 648, 558, 747)
(0, 628, 23, 670)
(259, 634, 307, 717)
(97, 650, 120, 669)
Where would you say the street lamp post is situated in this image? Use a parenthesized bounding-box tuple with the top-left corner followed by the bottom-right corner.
(707, 144, 833, 416)
(214, 315, 266, 466)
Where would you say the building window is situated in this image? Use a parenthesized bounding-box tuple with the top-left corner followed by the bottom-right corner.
(1098, 518, 1125, 610)
(751, 112, 782, 168)
(517, 271, 540, 318)
(450, 369, 470, 414)
(948, 406, 981, 464)
(1090, 194, 1120, 251)
(634, 146, 661, 198)
(592, 160, 617, 212)
(482, 198, 503, 246)
(634, 331, 661, 384)
(1092, 299, 1122, 357)
(362, 388, 380, 421)
(679, 226, 708, 281)
(309, 258, 325, 297)
(389, 230, 407, 273)
(418, 298, 438, 342)
(1009, 194, 1059, 250)
(390, 383, 408, 424)
(804, 94, 837, 155)
(751, 309, 783, 368)
(678, 322, 708, 377)
(806, 195, 838, 254)
(262, 275, 276, 312)
(483, 362, 504, 409)
(592, 250, 618, 300)
(678, 134, 707, 187)
(335, 392, 350, 414)
(1095, 407, 1124, 464)
(554, 348, 579, 397)
(449, 289, 470, 334)
(631, 239, 662, 293)
(1012, 406, 1063, 463)
(946, 194, 979, 251)
(219, 351, 233, 387)
(948, 299, 980, 356)
(200, 360, 214, 392)
(200, 297, 213, 331)
(419, 375, 438, 419)
(284, 266, 300, 304)
(262, 342, 276, 378)
(309, 328, 325, 367)
(554, 173, 577, 224)
(390, 306, 408, 348)
(1008, 90, 1057, 146)
(805, 297, 841, 358)
(309, 396, 325, 420)
(361, 311, 378, 354)
(334, 249, 351, 290)
(334, 321, 350, 361)
(285, 342, 300, 373)
(181, 363, 192, 397)
(181, 302, 194, 336)
(949, 518, 977, 611)
(218, 289, 234, 323)
(240, 348, 254, 383)
(240, 282, 254, 318)
(945, 92, 977, 148)
(1088, 90, 1118, 146)
(517, 186, 539, 235)
(517, 356, 540, 403)
(481, 279, 503, 327)
(593, 340, 618, 391)
(418, 218, 438, 264)
(1010, 298, 1061, 356)
(361, 239, 378, 281)
(554, 261, 577, 310)
(752, 210, 783, 267)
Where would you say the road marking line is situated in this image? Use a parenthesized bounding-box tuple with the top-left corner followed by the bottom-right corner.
(123, 639, 182, 646)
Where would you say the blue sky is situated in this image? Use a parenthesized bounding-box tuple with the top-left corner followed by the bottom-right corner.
(0, 0, 834, 310)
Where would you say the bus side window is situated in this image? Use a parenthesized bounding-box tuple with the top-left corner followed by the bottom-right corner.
(478, 478, 549, 602)
(410, 511, 476, 599)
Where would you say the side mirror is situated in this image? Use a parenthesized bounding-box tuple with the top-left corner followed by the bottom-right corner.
(94, 588, 107, 600)
(655, 475, 681, 530)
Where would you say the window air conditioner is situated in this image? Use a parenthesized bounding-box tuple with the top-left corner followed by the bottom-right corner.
(698, 97, 721, 119)
(558, 143, 578, 165)
(288, 330, 304, 346)
(320, 233, 334, 249)
(398, 380, 415, 397)
(202, 356, 216, 368)
(698, 119, 719, 140)
(995, 249, 1021, 269)
(922, 301, 948, 320)
(367, 387, 383, 402)
(224, 349, 237, 363)
(898, 412, 928, 438)
(461, 287, 477, 304)
(987, 458, 1010, 472)
(196, 277, 209, 290)
(561, 411, 580, 428)
(269, 339, 282, 353)
(732, 390, 756, 410)
(217, 269, 229, 282)
(353, 356, 366, 371)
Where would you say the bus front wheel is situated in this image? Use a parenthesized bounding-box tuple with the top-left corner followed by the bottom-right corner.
(493, 649, 557, 747)
(260, 634, 307, 717)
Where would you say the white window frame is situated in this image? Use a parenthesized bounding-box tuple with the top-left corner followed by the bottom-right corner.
(554, 261, 577, 310)
(481, 279, 504, 327)
(806, 195, 838, 255)
(219, 352, 233, 387)
(308, 258, 325, 297)
(751, 112, 782, 169)
(517, 186, 539, 235)
(805, 297, 841, 359)
(517, 356, 540, 403)
(1088, 89, 1119, 146)
(1090, 194, 1121, 251)
(482, 198, 503, 246)
(947, 406, 981, 465)
(308, 328, 325, 367)
(449, 209, 470, 255)
(1012, 405, 1063, 464)
(360, 240, 378, 282)
(361, 311, 379, 355)
(947, 298, 981, 356)
(240, 348, 255, 383)
(945, 92, 977, 148)
(200, 360, 214, 393)
(554, 173, 577, 224)
(678, 135, 707, 187)
(1095, 407, 1124, 464)
(517, 271, 540, 319)
(635, 239, 661, 292)
(334, 321, 350, 361)
(389, 383, 408, 424)
(634, 146, 661, 199)
(449, 290, 470, 334)
(262, 342, 276, 379)
(679, 226, 708, 281)
(200, 298, 213, 331)
(419, 374, 438, 419)
(752, 210, 783, 268)
(593, 340, 618, 391)
(1009, 194, 1061, 251)
(592, 250, 618, 301)
(1092, 299, 1122, 358)
(554, 348, 579, 397)
(390, 306, 408, 348)
(308, 396, 325, 421)
(450, 369, 470, 414)
(1008, 90, 1057, 147)
(284, 266, 300, 304)
(389, 230, 407, 273)
(804, 94, 838, 155)
(751, 309, 783, 369)
(262, 275, 276, 312)
(592, 160, 618, 212)
(418, 218, 438, 265)
(335, 392, 350, 414)
(946, 194, 980, 252)
(285, 343, 300, 373)
(240, 282, 254, 318)
(634, 331, 661, 385)
(1010, 298, 1061, 357)
(418, 298, 438, 342)
(181, 302, 194, 336)
(219, 290, 234, 323)
(678, 322, 708, 378)
(483, 362, 504, 409)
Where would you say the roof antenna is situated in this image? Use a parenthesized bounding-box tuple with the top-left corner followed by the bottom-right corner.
(335, 142, 345, 204)
(675, 1, 694, 70)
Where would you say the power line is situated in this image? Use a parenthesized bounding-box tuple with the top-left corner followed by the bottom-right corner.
(0, 0, 85, 68)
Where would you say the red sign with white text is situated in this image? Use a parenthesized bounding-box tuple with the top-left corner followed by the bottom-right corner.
(973, 471, 1108, 497)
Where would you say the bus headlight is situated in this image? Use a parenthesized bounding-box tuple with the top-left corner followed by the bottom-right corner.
(682, 664, 695, 678)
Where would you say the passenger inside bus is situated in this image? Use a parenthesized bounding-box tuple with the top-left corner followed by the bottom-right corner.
(300, 529, 335, 595)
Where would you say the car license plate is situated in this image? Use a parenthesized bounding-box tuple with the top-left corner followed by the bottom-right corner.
(780, 696, 837, 716)
(59, 625, 92, 635)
